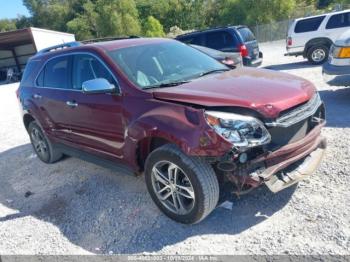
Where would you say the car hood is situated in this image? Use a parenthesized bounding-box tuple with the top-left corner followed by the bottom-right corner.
(335, 29, 350, 46)
(152, 68, 316, 118)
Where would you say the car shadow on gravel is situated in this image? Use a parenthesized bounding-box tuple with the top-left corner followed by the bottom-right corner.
(264, 61, 319, 71)
(0, 144, 296, 254)
(319, 87, 350, 128)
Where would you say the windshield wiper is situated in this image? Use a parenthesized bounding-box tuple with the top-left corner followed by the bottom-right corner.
(143, 80, 190, 89)
(198, 69, 230, 77)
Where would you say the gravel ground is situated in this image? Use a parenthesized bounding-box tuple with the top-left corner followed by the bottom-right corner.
(0, 40, 349, 255)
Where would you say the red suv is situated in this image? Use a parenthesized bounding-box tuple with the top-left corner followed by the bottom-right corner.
(18, 38, 326, 224)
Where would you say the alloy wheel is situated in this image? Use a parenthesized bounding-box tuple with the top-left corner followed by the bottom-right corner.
(311, 49, 326, 63)
(31, 127, 49, 160)
(151, 161, 195, 215)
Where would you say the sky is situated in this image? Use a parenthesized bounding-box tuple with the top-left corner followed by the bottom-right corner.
(0, 0, 30, 19)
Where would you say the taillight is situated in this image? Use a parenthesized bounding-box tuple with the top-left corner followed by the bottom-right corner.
(239, 44, 249, 57)
(287, 37, 292, 46)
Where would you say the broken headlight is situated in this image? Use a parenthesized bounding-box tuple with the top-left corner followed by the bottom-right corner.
(205, 111, 271, 148)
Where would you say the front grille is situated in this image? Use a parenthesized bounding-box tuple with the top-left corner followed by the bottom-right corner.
(266, 93, 322, 128)
(266, 102, 325, 151)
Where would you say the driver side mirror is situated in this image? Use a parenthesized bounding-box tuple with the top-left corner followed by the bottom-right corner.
(82, 78, 115, 94)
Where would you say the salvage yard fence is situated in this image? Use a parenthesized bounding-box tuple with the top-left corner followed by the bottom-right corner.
(252, 19, 293, 43)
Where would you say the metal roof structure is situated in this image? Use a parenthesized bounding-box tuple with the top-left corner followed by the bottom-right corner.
(0, 27, 75, 83)
(0, 28, 34, 50)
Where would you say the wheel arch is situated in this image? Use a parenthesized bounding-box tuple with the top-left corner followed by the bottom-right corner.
(124, 108, 232, 173)
(136, 136, 173, 172)
(303, 37, 333, 57)
(23, 113, 36, 132)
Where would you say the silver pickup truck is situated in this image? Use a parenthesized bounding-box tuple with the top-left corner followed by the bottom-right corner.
(323, 30, 350, 86)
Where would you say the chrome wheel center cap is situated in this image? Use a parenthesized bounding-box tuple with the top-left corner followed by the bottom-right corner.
(169, 183, 176, 192)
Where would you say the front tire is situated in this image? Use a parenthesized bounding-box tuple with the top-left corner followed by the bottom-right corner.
(145, 144, 219, 224)
(28, 121, 63, 164)
(307, 45, 329, 65)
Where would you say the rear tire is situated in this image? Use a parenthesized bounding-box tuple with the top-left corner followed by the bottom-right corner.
(28, 121, 63, 164)
(307, 45, 329, 65)
(145, 144, 219, 224)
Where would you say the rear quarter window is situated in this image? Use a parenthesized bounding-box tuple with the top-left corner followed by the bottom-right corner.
(20, 60, 41, 87)
(237, 27, 256, 42)
(294, 16, 326, 33)
(326, 12, 350, 29)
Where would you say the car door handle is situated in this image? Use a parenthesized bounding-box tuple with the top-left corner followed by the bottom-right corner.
(66, 101, 78, 108)
(33, 93, 42, 99)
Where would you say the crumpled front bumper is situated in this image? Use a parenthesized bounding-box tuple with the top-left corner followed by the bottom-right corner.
(253, 122, 326, 193)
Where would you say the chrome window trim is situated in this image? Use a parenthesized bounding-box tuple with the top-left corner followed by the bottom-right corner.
(34, 51, 121, 95)
(265, 93, 322, 128)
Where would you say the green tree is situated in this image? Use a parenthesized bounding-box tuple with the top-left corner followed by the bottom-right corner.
(143, 16, 165, 37)
(136, 0, 213, 32)
(25, 0, 141, 40)
(215, 0, 297, 26)
(0, 19, 17, 32)
(67, 1, 98, 39)
(21, 0, 347, 41)
(23, 0, 72, 31)
(15, 15, 33, 29)
(94, 0, 141, 37)
(322, 0, 350, 8)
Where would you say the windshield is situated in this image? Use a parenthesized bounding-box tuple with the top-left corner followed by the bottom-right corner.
(107, 41, 228, 89)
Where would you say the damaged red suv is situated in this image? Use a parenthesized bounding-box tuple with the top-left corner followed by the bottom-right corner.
(18, 38, 326, 224)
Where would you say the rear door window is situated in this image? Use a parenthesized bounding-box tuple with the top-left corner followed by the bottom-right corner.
(294, 16, 326, 33)
(37, 56, 71, 89)
(72, 54, 117, 90)
(205, 31, 236, 50)
(326, 12, 350, 29)
(237, 27, 256, 42)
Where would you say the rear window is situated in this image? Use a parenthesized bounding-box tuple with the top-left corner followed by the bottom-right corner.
(205, 31, 235, 50)
(237, 27, 256, 42)
(326, 12, 350, 29)
(294, 16, 325, 33)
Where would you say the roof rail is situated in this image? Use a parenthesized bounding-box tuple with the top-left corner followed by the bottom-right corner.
(176, 25, 245, 38)
(81, 36, 140, 44)
(36, 41, 82, 56)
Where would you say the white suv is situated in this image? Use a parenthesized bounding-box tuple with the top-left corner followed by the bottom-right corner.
(323, 30, 350, 86)
(285, 9, 350, 64)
